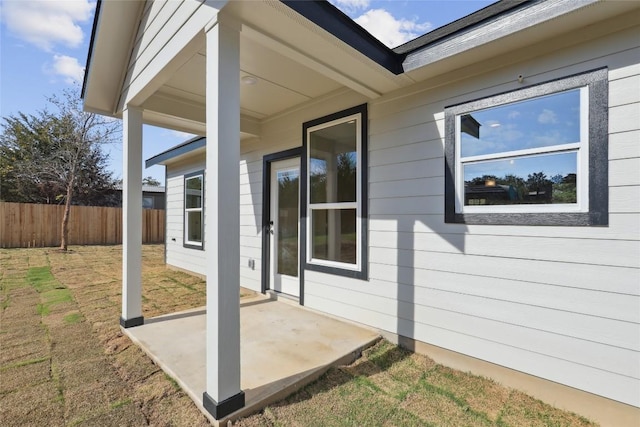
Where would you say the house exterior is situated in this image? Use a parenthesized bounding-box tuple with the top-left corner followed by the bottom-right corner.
(83, 0, 640, 424)
(113, 185, 166, 209)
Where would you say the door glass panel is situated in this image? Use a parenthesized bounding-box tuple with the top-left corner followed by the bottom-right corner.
(277, 169, 299, 277)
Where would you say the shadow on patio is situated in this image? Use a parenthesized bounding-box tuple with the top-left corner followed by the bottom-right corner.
(123, 295, 380, 425)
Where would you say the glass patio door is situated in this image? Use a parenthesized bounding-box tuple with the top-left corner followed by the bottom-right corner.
(269, 158, 300, 297)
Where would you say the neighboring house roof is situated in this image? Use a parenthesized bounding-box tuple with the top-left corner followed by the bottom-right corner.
(145, 136, 206, 168)
(114, 185, 166, 193)
(142, 186, 166, 193)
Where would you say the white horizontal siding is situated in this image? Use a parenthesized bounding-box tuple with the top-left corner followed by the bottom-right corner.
(304, 292, 639, 407)
(164, 158, 206, 276)
(369, 230, 639, 268)
(609, 130, 640, 160)
(123, 0, 199, 97)
(305, 279, 638, 377)
(153, 14, 639, 408)
(305, 23, 640, 406)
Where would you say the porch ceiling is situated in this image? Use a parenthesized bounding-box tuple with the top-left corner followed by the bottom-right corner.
(153, 33, 344, 123)
(135, 0, 409, 137)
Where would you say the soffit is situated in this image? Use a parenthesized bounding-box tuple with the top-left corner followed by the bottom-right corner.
(141, 0, 409, 133)
(158, 35, 344, 121)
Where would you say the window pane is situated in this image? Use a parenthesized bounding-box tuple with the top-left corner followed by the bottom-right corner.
(186, 176, 202, 208)
(277, 169, 299, 277)
(460, 89, 581, 157)
(463, 152, 577, 205)
(187, 211, 202, 243)
(311, 209, 356, 264)
(310, 120, 357, 203)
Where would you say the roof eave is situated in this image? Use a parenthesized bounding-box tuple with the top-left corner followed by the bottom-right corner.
(393, 0, 533, 55)
(82, 0, 143, 116)
(81, 0, 102, 101)
(400, 0, 633, 75)
(281, 0, 404, 75)
(145, 136, 207, 168)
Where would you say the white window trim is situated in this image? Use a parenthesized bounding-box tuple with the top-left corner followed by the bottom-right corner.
(454, 86, 590, 215)
(306, 113, 362, 272)
(184, 173, 203, 248)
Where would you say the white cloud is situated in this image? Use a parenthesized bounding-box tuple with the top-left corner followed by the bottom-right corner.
(354, 9, 431, 48)
(50, 54, 84, 84)
(1, 0, 94, 51)
(329, 0, 370, 14)
(508, 110, 521, 120)
(538, 109, 558, 124)
(168, 130, 196, 140)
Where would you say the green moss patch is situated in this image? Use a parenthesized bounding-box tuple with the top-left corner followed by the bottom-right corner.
(28, 266, 73, 315)
(63, 312, 83, 324)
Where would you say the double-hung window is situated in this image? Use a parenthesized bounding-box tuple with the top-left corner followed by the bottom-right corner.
(444, 68, 608, 226)
(184, 171, 204, 248)
(303, 104, 368, 279)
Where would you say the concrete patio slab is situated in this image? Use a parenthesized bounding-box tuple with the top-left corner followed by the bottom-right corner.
(123, 296, 380, 425)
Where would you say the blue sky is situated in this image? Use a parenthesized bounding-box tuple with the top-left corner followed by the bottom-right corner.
(1, 0, 494, 183)
(460, 89, 581, 182)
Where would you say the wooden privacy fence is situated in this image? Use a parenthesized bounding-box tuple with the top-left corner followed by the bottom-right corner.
(0, 202, 164, 248)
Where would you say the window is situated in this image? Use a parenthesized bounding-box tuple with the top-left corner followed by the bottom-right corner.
(143, 196, 154, 209)
(184, 171, 204, 248)
(444, 68, 608, 226)
(302, 104, 368, 279)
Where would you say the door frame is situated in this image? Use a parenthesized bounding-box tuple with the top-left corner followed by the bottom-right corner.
(261, 147, 304, 304)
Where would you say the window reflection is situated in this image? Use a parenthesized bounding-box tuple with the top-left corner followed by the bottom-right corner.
(464, 153, 577, 205)
(277, 170, 299, 277)
(460, 89, 581, 157)
(310, 120, 357, 203)
(185, 174, 203, 245)
(311, 209, 356, 264)
(185, 176, 202, 209)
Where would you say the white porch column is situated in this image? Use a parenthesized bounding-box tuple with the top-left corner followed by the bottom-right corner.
(121, 106, 144, 328)
(202, 14, 244, 419)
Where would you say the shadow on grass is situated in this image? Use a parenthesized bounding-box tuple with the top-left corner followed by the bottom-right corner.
(270, 341, 412, 408)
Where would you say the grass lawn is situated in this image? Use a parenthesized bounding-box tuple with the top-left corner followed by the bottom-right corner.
(1, 245, 596, 426)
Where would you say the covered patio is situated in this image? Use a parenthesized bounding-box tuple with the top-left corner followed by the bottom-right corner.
(82, 0, 396, 421)
(123, 294, 379, 425)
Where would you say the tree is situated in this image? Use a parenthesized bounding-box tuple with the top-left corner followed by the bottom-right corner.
(0, 88, 120, 250)
(142, 176, 162, 187)
(526, 171, 551, 192)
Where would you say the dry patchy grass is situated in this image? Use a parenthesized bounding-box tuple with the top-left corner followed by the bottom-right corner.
(1, 245, 598, 426)
(1, 245, 210, 426)
(236, 340, 597, 427)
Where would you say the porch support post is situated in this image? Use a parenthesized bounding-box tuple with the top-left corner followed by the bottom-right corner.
(202, 14, 244, 420)
(120, 105, 144, 328)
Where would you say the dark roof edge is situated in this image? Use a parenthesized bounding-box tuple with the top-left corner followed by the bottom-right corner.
(393, 0, 534, 55)
(145, 136, 206, 168)
(281, 0, 405, 75)
(81, 0, 102, 100)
